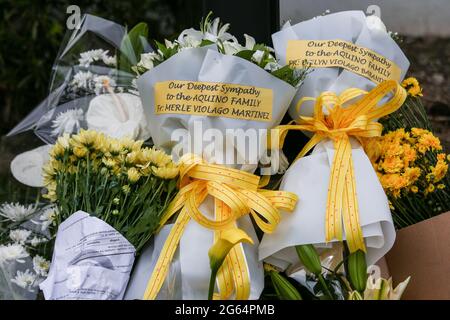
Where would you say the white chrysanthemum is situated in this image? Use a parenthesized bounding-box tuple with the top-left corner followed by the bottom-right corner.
(102, 54, 117, 66)
(9, 229, 32, 244)
(0, 203, 36, 222)
(11, 269, 37, 292)
(0, 244, 29, 264)
(93, 75, 117, 95)
(30, 236, 47, 247)
(71, 70, 94, 90)
(78, 49, 106, 67)
(38, 207, 58, 231)
(51, 108, 84, 137)
(33, 255, 50, 277)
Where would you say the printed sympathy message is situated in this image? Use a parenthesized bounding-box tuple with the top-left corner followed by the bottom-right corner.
(286, 39, 401, 83)
(154, 80, 273, 122)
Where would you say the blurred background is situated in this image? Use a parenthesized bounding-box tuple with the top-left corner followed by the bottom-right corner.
(0, 0, 449, 201)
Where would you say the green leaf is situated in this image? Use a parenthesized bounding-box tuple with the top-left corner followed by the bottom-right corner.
(119, 22, 149, 74)
(234, 49, 255, 61)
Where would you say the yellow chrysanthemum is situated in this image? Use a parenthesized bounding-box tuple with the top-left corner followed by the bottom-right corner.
(152, 165, 179, 179)
(73, 146, 88, 158)
(404, 167, 421, 185)
(411, 186, 419, 193)
(381, 156, 404, 174)
(119, 137, 143, 152)
(401, 77, 423, 97)
(127, 167, 141, 183)
(71, 129, 105, 151)
(429, 159, 449, 183)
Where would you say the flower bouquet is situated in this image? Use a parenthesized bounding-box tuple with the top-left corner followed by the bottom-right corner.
(126, 14, 305, 300)
(38, 130, 178, 299)
(3, 7, 448, 301)
(367, 78, 450, 299)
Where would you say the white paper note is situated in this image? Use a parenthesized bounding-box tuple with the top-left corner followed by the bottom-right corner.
(40, 211, 135, 300)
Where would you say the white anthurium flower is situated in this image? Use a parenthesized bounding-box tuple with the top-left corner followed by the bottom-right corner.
(11, 269, 37, 292)
(0, 203, 36, 222)
(86, 93, 152, 141)
(9, 229, 32, 245)
(33, 256, 50, 277)
(366, 15, 387, 34)
(10, 145, 52, 187)
(177, 28, 203, 48)
(251, 50, 265, 64)
(51, 108, 84, 137)
(0, 244, 29, 264)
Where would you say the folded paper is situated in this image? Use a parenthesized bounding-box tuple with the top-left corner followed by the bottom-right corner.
(40, 211, 135, 300)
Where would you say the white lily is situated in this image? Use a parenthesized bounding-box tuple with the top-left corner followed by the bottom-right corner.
(177, 28, 203, 48)
(222, 41, 244, 55)
(203, 17, 236, 43)
(251, 50, 265, 64)
(136, 52, 160, 71)
(243, 34, 256, 50)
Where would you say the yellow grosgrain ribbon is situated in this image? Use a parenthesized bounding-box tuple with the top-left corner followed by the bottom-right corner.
(143, 154, 298, 300)
(273, 80, 407, 253)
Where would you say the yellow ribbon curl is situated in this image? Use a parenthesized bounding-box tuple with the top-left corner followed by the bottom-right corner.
(143, 154, 298, 300)
(273, 80, 407, 253)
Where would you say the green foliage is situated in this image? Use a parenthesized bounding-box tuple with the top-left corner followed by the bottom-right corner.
(119, 22, 149, 74)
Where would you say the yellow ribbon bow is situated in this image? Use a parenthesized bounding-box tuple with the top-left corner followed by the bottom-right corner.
(274, 80, 407, 253)
(143, 153, 298, 300)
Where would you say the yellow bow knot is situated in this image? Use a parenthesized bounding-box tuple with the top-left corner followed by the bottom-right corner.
(143, 153, 298, 300)
(274, 80, 407, 253)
